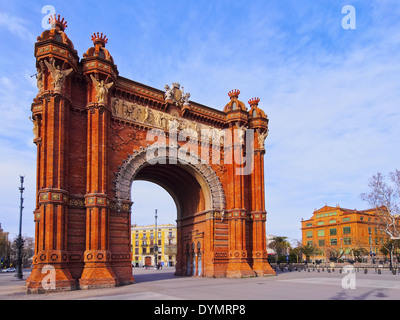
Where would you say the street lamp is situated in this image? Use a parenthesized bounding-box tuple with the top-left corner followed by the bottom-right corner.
(15, 176, 24, 280)
(369, 230, 373, 264)
(154, 209, 158, 269)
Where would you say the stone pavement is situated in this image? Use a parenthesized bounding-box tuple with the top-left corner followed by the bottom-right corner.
(1, 267, 400, 300)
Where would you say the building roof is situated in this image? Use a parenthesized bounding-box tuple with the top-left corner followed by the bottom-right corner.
(131, 224, 176, 230)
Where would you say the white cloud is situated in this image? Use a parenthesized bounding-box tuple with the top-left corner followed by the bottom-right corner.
(0, 12, 35, 42)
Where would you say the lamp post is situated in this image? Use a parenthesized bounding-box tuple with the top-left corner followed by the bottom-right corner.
(15, 176, 24, 280)
(154, 209, 158, 269)
(369, 230, 373, 264)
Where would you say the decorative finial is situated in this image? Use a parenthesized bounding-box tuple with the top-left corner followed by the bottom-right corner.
(248, 97, 260, 107)
(228, 89, 240, 99)
(48, 14, 68, 31)
(91, 32, 108, 47)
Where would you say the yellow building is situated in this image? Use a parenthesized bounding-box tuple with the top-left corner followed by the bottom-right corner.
(131, 224, 177, 267)
(301, 205, 399, 262)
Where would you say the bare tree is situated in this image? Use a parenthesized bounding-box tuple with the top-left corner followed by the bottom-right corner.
(361, 170, 400, 268)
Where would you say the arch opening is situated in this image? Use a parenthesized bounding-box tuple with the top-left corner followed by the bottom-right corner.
(116, 146, 226, 277)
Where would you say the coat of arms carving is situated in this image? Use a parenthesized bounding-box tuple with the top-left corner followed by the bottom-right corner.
(164, 82, 190, 107)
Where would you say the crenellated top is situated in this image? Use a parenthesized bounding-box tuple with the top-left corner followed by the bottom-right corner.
(224, 89, 247, 113)
(83, 32, 114, 64)
(247, 97, 269, 139)
(36, 14, 76, 54)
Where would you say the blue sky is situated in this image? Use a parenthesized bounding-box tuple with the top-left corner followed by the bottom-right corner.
(1, 1, 400, 244)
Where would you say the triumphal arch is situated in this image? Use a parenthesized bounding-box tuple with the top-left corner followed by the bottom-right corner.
(26, 15, 275, 293)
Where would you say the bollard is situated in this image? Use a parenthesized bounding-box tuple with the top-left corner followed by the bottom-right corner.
(328, 269, 331, 273)
(392, 269, 396, 275)
(364, 268, 367, 274)
(378, 269, 381, 274)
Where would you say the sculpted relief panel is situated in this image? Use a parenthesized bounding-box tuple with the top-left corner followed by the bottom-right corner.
(110, 97, 222, 140)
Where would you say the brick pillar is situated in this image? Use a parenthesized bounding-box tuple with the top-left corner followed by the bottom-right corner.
(250, 143, 275, 276)
(79, 103, 119, 289)
(225, 127, 255, 277)
(26, 95, 77, 293)
(174, 220, 185, 276)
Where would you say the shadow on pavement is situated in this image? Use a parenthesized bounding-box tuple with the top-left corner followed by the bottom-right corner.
(132, 269, 182, 284)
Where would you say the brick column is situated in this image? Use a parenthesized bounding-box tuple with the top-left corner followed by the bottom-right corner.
(26, 94, 77, 293)
(250, 145, 275, 276)
(225, 128, 255, 277)
(79, 103, 119, 289)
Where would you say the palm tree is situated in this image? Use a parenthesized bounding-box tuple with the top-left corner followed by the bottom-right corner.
(269, 236, 291, 262)
(300, 243, 322, 263)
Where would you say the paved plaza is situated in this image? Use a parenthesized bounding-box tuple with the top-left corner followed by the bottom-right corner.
(1, 266, 400, 300)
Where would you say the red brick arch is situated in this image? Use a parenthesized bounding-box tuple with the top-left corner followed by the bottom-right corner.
(26, 15, 275, 293)
(115, 145, 226, 216)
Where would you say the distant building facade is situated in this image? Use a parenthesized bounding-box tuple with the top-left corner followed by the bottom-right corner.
(301, 205, 400, 262)
(131, 224, 177, 267)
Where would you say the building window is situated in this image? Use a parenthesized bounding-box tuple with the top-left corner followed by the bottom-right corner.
(318, 240, 325, 246)
(343, 227, 351, 234)
(330, 228, 337, 236)
(317, 221, 324, 226)
(343, 217, 350, 222)
(329, 220, 336, 224)
(306, 223, 312, 227)
(307, 241, 313, 246)
(344, 238, 351, 245)
(330, 238, 337, 245)
(360, 216, 364, 221)
(317, 230, 325, 237)
(306, 231, 313, 238)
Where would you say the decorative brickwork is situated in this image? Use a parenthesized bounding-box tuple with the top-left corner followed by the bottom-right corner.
(26, 15, 274, 293)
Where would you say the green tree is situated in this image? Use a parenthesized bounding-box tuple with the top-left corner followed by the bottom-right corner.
(0, 235, 11, 269)
(268, 236, 291, 262)
(300, 243, 322, 263)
